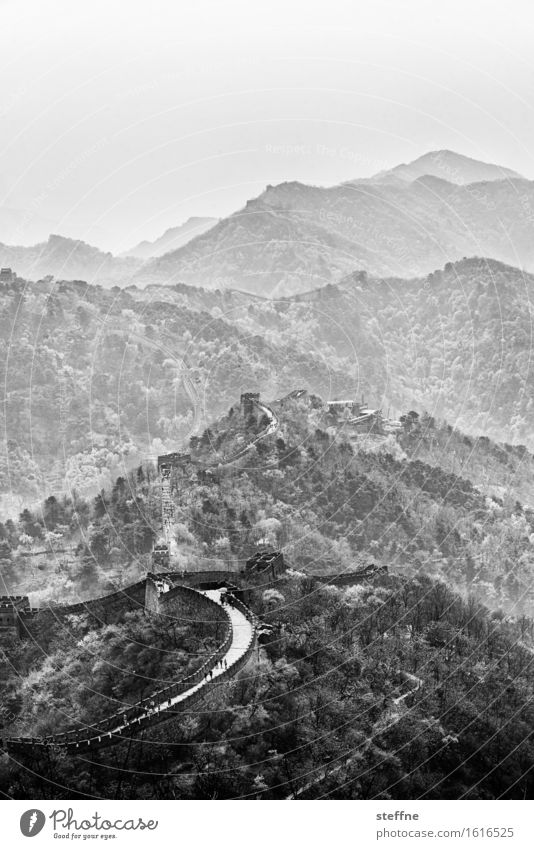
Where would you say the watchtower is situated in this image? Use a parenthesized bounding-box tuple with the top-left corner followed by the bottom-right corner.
(0, 596, 30, 644)
(152, 542, 170, 570)
(245, 551, 285, 580)
(0, 268, 15, 284)
(157, 452, 191, 475)
(240, 392, 260, 420)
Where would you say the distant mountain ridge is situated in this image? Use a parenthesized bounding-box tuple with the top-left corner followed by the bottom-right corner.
(0, 150, 531, 292)
(369, 149, 523, 185)
(122, 216, 218, 259)
(133, 153, 534, 294)
(0, 234, 142, 287)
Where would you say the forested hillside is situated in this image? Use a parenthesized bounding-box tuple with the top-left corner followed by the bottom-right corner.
(3, 392, 534, 798)
(211, 258, 534, 450)
(4, 256, 534, 505)
(0, 278, 354, 503)
(4, 393, 534, 619)
(4, 546, 534, 799)
(0, 235, 141, 287)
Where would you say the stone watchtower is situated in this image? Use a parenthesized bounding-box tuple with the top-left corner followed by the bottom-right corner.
(157, 452, 192, 476)
(0, 596, 30, 645)
(240, 392, 260, 421)
(0, 268, 15, 284)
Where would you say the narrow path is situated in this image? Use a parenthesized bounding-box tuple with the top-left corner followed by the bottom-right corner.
(204, 590, 254, 670)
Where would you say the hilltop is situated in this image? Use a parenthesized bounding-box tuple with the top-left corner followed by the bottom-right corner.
(369, 149, 523, 185)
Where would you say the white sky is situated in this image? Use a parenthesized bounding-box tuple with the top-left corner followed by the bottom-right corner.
(0, 0, 533, 251)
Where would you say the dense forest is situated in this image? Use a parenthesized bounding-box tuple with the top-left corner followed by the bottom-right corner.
(229, 258, 534, 449)
(0, 277, 353, 505)
(3, 570, 534, 799)
(1, 606, 220, 739)
(2, 257, 534, 510)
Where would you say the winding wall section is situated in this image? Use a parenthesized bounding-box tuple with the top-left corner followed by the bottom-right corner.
(3, 578, 256, 755)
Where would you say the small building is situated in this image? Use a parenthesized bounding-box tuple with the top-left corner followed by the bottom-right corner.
(349, 409, 384, 434)
(245, 551, 285, 579)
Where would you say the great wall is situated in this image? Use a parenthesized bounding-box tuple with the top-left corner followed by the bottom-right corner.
(2, 573, 261, 754)
(0, 391, 387, 762)
(0, 392, 285, 756)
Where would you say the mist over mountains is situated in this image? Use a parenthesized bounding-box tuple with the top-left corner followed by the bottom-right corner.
(2, 150, 533, 296)
(369, 149, 523, 184)
(131, 149, 534, 294)
(3, 151, 534, 505)
(5, 149, 534, 802)
(122, 216, 218, 260)
(0, 234, 142, 287)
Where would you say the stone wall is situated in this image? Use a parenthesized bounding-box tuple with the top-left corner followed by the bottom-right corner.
(314, 565, 388, 589)
(19, 579, 148, 640)
(161, 569, 245, 586)
(4, 591, 258, 757)
(2, 574, 261, 757)
(92, 646, 258, 763)
(159, 584, 227, 627)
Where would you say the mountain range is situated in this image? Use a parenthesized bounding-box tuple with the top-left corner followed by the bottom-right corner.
(4, 254, 534, 508)
(134, 165, 534, 294)
(1, 150, 533, 295)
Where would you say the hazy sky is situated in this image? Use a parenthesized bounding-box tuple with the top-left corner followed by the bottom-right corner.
(0, 0, 533, 251)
